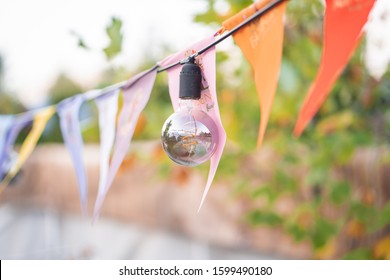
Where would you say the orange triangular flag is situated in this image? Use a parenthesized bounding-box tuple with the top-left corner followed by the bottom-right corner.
(294, 0, 375, 136)
(222, 0, 287, 149)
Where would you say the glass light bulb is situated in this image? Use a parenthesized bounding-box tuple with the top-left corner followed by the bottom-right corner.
(161, 99, 218, 167)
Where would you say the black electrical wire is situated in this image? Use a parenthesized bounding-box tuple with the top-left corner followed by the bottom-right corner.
(88, 0, 287, 99)
(39, 0, 288, 110)
(156, 0, 288, 73)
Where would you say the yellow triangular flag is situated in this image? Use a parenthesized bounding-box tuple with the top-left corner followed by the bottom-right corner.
(0, 106, 55, 189)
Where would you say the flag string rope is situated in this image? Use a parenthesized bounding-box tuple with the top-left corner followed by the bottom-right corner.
(48, 0, 288, 108)
(156, 0, 288, 73)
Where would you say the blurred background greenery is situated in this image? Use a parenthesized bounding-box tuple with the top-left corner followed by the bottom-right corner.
(1, 0, 390, 259)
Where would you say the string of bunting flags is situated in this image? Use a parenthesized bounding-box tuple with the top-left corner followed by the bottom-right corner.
(0, 0, 388, 218)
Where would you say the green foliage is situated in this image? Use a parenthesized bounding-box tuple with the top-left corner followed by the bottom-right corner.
(329, 181, 351, 205)
(311, 218, 338, 249)
(350, 202, 378, 228)
(379, 203, 390, 229)
(248, 210, 283, 226)
(103, 17, 123, 60)
(343, 248, 373, 260)
(193, 0, 221, 25)
(286, 223, 307, 242)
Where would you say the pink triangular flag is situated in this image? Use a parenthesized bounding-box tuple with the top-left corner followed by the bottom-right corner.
(160, 36, 226, 212)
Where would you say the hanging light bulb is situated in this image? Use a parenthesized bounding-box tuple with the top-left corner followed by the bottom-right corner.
(161, 58, 219, 167)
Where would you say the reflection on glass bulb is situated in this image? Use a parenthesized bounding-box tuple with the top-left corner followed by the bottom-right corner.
(161, 99, 218, 167)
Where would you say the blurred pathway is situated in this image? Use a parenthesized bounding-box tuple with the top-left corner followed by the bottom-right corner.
(0, 203, 276, 260)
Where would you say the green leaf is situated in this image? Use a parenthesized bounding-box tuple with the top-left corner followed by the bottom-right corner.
(274, 170, 297, 192)
(343, 247, 373, 260)
(248, 210, 283, 227)
(103, 17, 123, 60)
(193, 0, 220, 24)
(350, 202, 378, 227)
(330, 181, 351, 205)
(251, 185, 278, 203)
(312, 218, 338, 249)
(286, 223, 307, 242)
(379, 202, 390, 228)
(216, 51, 229, 63)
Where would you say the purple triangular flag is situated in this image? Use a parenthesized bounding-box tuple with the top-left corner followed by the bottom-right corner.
(57, 95, 88, 214)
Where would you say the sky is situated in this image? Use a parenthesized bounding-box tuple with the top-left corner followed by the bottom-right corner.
(0, 0, 222, 108)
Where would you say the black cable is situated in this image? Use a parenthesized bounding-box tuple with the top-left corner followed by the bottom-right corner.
(156, 0, 288, 73)
(75, 0, 288, 99)
(22, 0, 288, 112)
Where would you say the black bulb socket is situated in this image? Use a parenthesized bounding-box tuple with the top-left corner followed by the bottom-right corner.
(179, 60, 202, 100)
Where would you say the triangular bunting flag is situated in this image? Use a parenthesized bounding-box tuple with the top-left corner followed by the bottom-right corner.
(222, 0, 287, 148)
(93, 67, 158, 218)
(1, 106, 55, 187)
(294, 0, 375, 136)
(93, 90, 119, 217)
(57, 95, 88, 213)
(160, 36, 227, 211)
